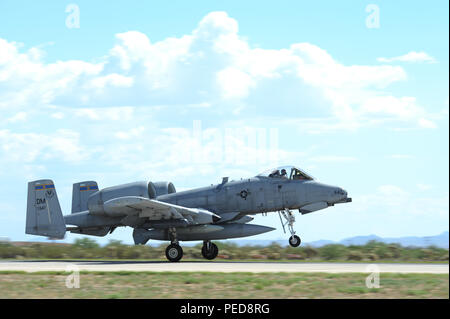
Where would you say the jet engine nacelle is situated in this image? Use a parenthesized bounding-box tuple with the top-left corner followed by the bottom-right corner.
(87, 181, 157, 214)
(153, 181, 176, 197)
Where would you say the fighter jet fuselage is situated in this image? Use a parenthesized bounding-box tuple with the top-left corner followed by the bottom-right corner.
(25, 166, 352, 262)
(159, 177, 349, 216)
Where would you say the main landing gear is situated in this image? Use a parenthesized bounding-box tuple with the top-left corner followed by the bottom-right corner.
(165, 227, 183, 262)
(278, 209, 302, 247)
(202, 240, 219, 260)
(165, 243, 183, 262)
(164, 229, 220, 262)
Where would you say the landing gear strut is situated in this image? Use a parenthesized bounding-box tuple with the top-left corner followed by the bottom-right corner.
(165, 227, 183, 262)
(201, 240, 219, 260)
(278, 209, 302, 247)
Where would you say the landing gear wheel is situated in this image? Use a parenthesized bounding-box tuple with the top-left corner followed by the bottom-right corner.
(166, 244, 183, 262)
(201, 242, 219, 260)
(289, 235, 301, 247)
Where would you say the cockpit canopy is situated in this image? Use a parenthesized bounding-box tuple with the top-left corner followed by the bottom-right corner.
(257, 166, 314, 181)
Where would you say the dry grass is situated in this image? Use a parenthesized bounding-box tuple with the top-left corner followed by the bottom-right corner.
(0, 271, 448, 299)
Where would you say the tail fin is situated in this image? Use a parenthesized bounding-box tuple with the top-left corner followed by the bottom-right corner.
(71, 181, 98, 214)
(26, 179, 66, 239)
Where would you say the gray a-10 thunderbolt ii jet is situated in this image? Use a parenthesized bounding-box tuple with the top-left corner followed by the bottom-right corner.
(26, 166, 351, 261)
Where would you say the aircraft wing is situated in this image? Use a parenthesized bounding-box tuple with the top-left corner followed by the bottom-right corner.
(103, 196, 220, 224)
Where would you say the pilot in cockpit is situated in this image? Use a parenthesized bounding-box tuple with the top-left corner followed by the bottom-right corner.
(259, 166, 313, 181)
(269, 169, 280, 178)
(292, 169, 306, 180)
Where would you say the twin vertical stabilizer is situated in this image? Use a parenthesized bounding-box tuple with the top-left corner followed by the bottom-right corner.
(25, 179, 66, 239)
(71, 181, 98, 213)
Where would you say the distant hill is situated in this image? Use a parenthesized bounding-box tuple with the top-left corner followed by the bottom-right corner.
(338, 232, 449, 248)
(224, 231, 449, 249)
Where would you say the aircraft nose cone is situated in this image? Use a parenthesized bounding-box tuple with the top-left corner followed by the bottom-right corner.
(338, 188, 352, 203)
(332, 187, 348, 201)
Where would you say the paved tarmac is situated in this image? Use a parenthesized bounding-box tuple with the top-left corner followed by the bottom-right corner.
(0, 260, 448, 273)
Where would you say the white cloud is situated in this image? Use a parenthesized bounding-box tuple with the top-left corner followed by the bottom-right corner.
(0, 38, 103, 109)
(216, 67, 255, 99)
(0, 129, 87, 164)
(87, 73, 134, 90)
(7, 111, 27, 123)
(0, 11, 444, 186)
(0, 11, 435, 132)
(359, 96, 422, 119)
(0, 11, 447, 244)
(377, 51, 437, 63)
(357, 96, 437, 128)
(73, 107, 134, 121)
(292, 43, 407, 89)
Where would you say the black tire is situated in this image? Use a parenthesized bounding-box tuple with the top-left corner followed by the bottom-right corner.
(201, 242, 219, 260)
(289, 235, 301, 247)
(165, 244, 183, 262)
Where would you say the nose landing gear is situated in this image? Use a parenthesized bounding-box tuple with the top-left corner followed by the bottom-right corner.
(289, 235, 301, 247)
(278, 209, 302, 247)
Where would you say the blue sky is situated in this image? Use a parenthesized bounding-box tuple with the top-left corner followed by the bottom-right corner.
(0, 1, 448, 245)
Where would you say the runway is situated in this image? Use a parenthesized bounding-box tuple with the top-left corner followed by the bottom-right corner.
(0, 260, 448, 274)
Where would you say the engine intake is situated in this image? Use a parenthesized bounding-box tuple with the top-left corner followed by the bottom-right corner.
(153, 181, 176, 197)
